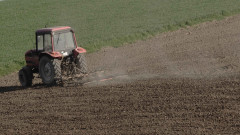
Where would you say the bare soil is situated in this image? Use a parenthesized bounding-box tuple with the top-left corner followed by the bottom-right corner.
(1, 15, 240, 134)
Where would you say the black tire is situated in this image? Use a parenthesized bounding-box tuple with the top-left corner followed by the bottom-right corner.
(76, 53, 88, 74)
(19, 66, 33, 87)
(39, 56, 62, 85)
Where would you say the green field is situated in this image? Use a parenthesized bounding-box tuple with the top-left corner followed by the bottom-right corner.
(1, 0, 240, 76)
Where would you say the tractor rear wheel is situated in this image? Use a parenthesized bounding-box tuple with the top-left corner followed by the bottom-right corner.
(19, 66, 33, 87)
(39, 56, 62, 85)
(76, 53, 88, 74)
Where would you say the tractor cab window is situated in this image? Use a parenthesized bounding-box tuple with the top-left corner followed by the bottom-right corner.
(37, 35, 43, 50)
(53, 32, 75, 51)
(37, 34, 52, 52)
(44, 34, 52, 52)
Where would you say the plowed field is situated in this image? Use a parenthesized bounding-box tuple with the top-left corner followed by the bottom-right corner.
(1, 15, 240, 134)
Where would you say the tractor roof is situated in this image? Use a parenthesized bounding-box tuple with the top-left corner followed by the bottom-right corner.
(36, 26, 73, 35)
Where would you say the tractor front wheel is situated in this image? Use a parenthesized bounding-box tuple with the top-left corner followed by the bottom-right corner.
(19, 66, 33, 87)
(39, 56, 62, 85)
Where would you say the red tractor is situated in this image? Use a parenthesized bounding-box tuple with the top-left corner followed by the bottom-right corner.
(18, 26, 87, 87)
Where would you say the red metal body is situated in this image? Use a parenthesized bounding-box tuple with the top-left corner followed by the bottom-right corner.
(25, 26, 86, 69)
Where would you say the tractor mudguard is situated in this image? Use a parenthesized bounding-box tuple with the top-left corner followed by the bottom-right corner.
(73, 47, 86, 57)
(39, 52, 63, 60)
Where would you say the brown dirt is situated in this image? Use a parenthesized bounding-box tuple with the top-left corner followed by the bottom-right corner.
(1, 15, 240, 134)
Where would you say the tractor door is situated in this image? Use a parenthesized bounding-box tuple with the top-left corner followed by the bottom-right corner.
(27, 34, 53, 67)
(37, 34, 52, 52)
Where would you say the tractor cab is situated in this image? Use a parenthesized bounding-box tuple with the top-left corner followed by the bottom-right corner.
(36, 26, 77, 54)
